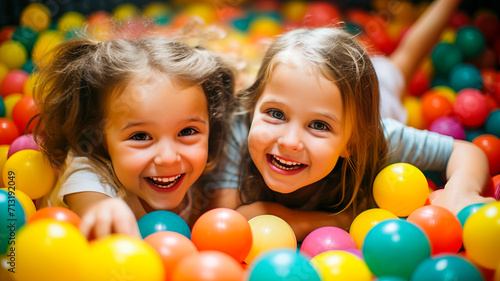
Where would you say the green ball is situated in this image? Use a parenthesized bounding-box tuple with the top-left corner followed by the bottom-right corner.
(431, 42, 463, 75)
(449, 63, 482, 92)
(485, 109, 500, 138)
(456, 25, 485, 59)
(11, 26, 38, 55)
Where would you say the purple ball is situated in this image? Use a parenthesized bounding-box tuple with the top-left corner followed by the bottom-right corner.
(300, 226, 356, 258)
(7, 134, 39, 158)
(428, 117, 466, 140)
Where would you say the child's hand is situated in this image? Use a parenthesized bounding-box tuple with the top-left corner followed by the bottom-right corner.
(79, 198, 141, 240)
(429, 188, 495, 215)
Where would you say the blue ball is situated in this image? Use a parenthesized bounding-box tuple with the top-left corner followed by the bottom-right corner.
(0, 189, 27, 255)
(485, 109, 500, 138)
(465, 128, 487, 142)
(362, 219, 431, 280)
(455, 25, 485, 59)
(411, 254, 484, 281)
(431, 42, 463, 75)
(247, 248, 321, 281)
(449, 63, 483, 92)
(137, 210, 191, 239)
(457, 203, 486, 227)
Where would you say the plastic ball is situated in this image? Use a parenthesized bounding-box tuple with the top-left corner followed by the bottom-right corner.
(20, 3, 51, 32)
(428, 117, 466, 139)
(0, 118, 19, 145)
(310, 250, 372, 281)
(137, 210, 191, 239)
(7, 134, 38, 158)
(485, 109, 500, 138)
(362, 219, 431, 279)
(191, 208, 252, 263)
(171, 251, 245, 281)
(433, 85, 457, 103)
(431, 42, 463, 75)
(0, 187, 34, 219)
(411, 254, 483, 281)
(375, 277, 407, 281)
(144, 231, 198, 281)
(407, 205, 463, 255)
(249, 17, 283, 38)
(457, 203, 486, 227)
(449, 63, 483, 92)
(373, 163, 429, 217)
(0, 189, 26, 255)
(245, 215, 297, 264)
(465, 128, 487, 142)
(421, 91, 454, 127)
(349, 208, 398, 249)
(32, 30, 63, 66)
(22, 72, 38, 97)
(455, 25, 485, 59)
(0, 62, 8, 82)
(0, 69, 28, 98)
(80, 234, 164, 281)
(301, 226, 356, 258)
(0, 26, 15, 44)
(0, 40, 27, 70)
(472, 134, 500, 175)
(11, 96, 39, 134)
(184, 3, 218, 25)
(57, 11, 86, 33)
(408, 69, 430, 97)
(113, 3, 139, 22)
(247, 248, 321, 281)
(453, 88, 489, 128)
(16, 220, 89, 281)
(2, 149, 56, 199)
(463, 201, 500, 269)
(403, 96, 425, 129)
(29, 206, 81, 228)
(282, 0, 308, 22)
(302, 2, 341, 28)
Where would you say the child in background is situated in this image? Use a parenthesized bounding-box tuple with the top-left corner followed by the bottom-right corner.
(36, 35, 236, 239)
(232, 26, 495, 241)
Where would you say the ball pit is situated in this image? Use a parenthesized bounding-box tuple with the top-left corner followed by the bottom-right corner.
(411, 254, 484, 281)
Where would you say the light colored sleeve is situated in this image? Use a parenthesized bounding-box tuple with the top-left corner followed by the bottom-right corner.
(383, 118, 454, 171)
(44, 153, 117, 208)
(372, 57, 408, 124)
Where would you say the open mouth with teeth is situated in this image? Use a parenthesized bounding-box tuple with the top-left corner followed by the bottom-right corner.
(269, 154, 305, 171)
(147, 174, 183, 189)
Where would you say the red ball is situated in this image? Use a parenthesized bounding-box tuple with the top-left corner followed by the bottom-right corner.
(449, 11, 470, 29)
(144, 231, 198, 281)
(0, 26, 15, 44)
(0, 69, 29, 98)
(191, 208, 252, 263)
(11, 96, 40, 134)
(421, 91, 454, 127)
(409, 69, 430, 97)
(474, 11, 500, 45)
(472, 134, 500, 175)
(407, 205, 463, 255)
(0, 117, 20, 145)
(28, 206, 81, 228)
(453, 89, 489, 128)
(302, 2, 341, 28)
(171, 251, 245, 281)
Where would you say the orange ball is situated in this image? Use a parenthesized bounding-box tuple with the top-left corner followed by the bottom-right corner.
(421, 91, 454, 127)
(144, 231, 198, 281)
(11, 96, 39, 134)
(191, 208, 252, 263)
(472, 134, 500, 175)
(29, 206, 81, 228)
(171, 251, 245, 281)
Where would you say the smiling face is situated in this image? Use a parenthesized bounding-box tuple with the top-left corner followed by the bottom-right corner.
(248, 62, 352, 194)
(104, 74, 209, 211)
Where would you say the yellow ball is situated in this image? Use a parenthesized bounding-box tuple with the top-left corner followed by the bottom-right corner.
(463, 201, 500, 270)
(20, 3, 51, 32)
(32, 30, 63, 67)
(143, 2, 171, 19)
(79, 234, 165, 281)
(433, 85, 457, 104)
(372, 163, 428, 217)
(16, 220, 89, 281)
(249, 17, 283, 38)
(3, 149, 56, 199)
(0, 62, 9, 83)
(0, 40, 27, 70)
(310, 250, 372, 281)
(282, 0, 309, 22)
(440, 27, 456, 44)
(113, 3, 139, 22)
(245, 215, 297, 264)
(3, 94, 22, 119)
(403, 96, 425, 130)
(0, 146, 8, 186)
(349, 208, 398, 249)
(22, 72, 38, 97)
(0, 187, 36, 218)
(184, 3, 218, 24)
(57, 11, 86, 33)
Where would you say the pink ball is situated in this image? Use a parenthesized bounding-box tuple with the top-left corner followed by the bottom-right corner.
(428, 117, 466, 140)
(300, 226, 356, 258)
(453, 88, 489, 128)
(7, 134, 39, 158)
(0, 69, 29, 98)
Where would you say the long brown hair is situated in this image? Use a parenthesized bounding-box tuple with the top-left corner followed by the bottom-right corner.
(238, 27, 388, 213)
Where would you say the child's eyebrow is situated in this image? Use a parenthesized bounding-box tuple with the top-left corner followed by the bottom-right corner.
(120, 118, 208, 132)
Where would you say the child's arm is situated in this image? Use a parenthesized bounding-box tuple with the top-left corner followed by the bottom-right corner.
(389, 0, 461, 82)
(66, 192, 141, 239)
(430, 140, 495, 214)
(236, 201, 353, 241)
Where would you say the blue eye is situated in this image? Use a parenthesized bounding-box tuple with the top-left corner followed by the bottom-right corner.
(179, 128, 198, 136)
(310, 121, 330, 131)
(130, 133, 151, 141)
(268, 109, 285, 120)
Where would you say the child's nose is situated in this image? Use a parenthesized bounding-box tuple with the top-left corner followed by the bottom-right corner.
(277, 126, 304, 151)
(153, 141, 181, 165)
